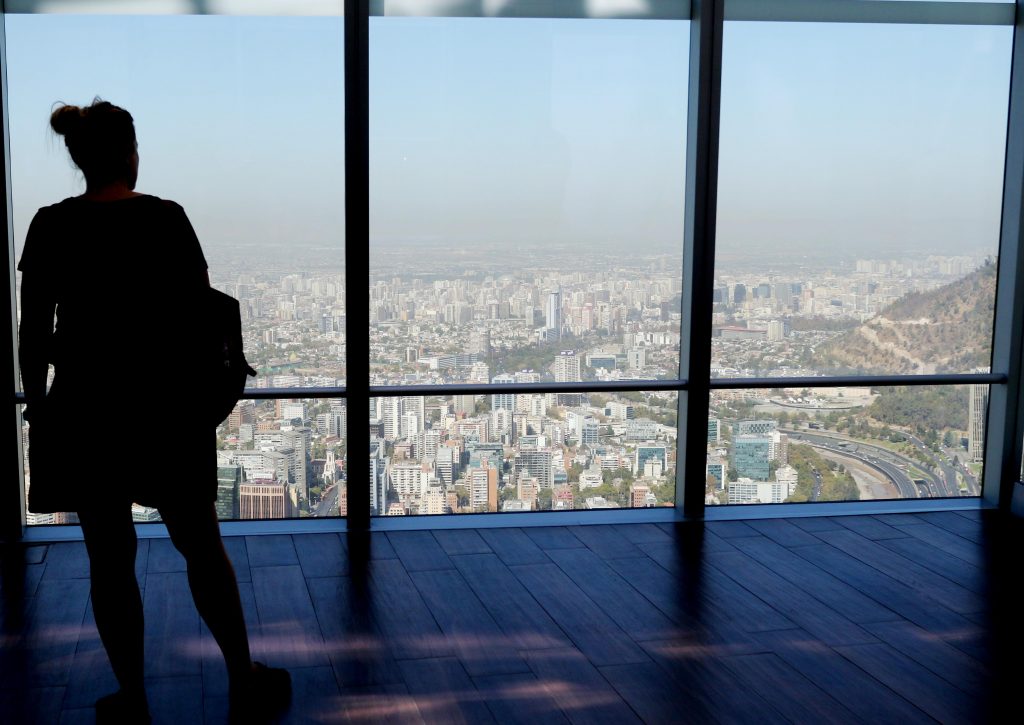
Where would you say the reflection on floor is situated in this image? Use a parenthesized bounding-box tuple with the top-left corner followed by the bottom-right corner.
(1, 511, 1020, 723)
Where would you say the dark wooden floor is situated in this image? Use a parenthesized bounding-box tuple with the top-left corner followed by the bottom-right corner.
(1, 510, 1021, 724)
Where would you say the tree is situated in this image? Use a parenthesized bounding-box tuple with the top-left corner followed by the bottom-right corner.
(537, 488, 553, 510)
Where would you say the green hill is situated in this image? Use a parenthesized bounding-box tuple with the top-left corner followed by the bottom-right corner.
(813, 261, 995, 375)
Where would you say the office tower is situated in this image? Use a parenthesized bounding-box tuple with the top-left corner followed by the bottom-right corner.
(970, 379, 989, 463)
(239, 479, 288, 519)
(470, 328, 492, 375)
(435, 446, 458, 486)
(546, 288, 562, 339)
(732, 435, 772, 480)
(216, 465, 242, 520)
(370, 439, 388, 516)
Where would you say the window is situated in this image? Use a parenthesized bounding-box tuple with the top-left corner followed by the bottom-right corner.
(5, 0, 1021, 532)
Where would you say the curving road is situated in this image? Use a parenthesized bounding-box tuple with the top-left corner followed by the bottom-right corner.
(787, 430, 922, 499)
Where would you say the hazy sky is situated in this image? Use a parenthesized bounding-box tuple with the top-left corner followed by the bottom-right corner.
(4, 11, 1012, 261)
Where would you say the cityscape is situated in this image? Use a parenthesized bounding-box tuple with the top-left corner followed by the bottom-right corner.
(21, 245, 994, 524)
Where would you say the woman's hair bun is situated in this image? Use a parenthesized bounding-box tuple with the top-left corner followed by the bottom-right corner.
(50, 104, 84, 137)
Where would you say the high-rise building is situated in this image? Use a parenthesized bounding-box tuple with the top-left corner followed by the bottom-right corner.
(468, 462, 498, 512)
(546, 288, 562, 339)
(552, 350, 581, 383)
(732, 436, 772, 480)
(216, 465, 242, 520)
(239, 479, 288, 519)
(970, 379, 990, 463)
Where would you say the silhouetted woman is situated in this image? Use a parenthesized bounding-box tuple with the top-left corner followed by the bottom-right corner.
(18, 100, 290, 724)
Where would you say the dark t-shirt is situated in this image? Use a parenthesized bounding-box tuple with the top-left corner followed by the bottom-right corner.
(19, 194, 209, 385)
(19, 194, 213, 507)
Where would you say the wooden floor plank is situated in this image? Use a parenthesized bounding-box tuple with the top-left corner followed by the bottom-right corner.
(891, 522, 985, 565)
(450, 553, 570, 651)
(786, 516, 845, 533)
(791, 543, 973, 634)
(508, 563, 648, 667)
(565, 525, 642, 559)
(143, 572, 201, 678)
(336, 683, 425, 724)
(879, 536, 986, 594)
(609, 523, 673, 545)
(294, 532, 349, 578)
(473, 673, 570, 725)
(707, 549, 877, 646)
(476, 528, 549, 566)
(146, 539, 185, 574)
(365, 559, 452, 661)
(245, 535, 298, 568)
(523, 647, 642, 725)
(862, 620, 990, 695)
(409, 568, 528, 677)
(915, 512, 984, 543)
(221, 536, 251, 583)
(307, 576, 405, 688)
(604, 554, 762, 656)
(545, 549, 680, 641)
(754, 629, 934, 724)
(814, 529, 984, 614)
(398, 657, 495, 724)
(638, 639, 790, 725)
(432, 529, 491, 556)
(729, 535, 901, 624)
(829, 515, 908, 540)
(745, 519, 821, 548)
(834, 642, 978, 724)
(599, 661, 699, 724)
(278, 665, 341, 725)
(643, 540, 795, 633)
(386, 531, 454, 572)
(250, 564, 329, 669)
(40, 541, 89, 581)
(705, 520, 760, 538)
(522, 527, 585, 551)
(720, 652, 859, 723)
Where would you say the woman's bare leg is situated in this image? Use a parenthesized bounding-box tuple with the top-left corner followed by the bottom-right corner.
(78, 503, 146, 700)
(158, 502, 252, 685)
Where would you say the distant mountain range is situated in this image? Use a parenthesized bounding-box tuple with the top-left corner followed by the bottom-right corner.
(814, 261, 996, 375)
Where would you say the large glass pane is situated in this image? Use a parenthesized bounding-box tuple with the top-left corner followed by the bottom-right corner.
(713, 20, 1010, 379)
(706, 385, 984, 506)
(370, 390, 677, 515)
(370, 14, 689, 386)
(6, 11, 346, 391)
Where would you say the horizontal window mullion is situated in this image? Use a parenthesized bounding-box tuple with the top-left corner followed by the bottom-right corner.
(369, 0, 691, 21)
(725, 0, 1013, 26)
(368, 379, 688, 398)
(709, 373, 1007, 390)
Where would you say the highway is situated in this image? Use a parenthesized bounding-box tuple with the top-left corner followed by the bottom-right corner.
(786, 430, 922, 498)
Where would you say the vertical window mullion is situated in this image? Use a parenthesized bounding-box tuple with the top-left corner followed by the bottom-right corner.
(0, 11, 24, 542)
(678, 0, 725, 519)
(345, 0, 370, 530)
(985, 2, 1024, 510)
